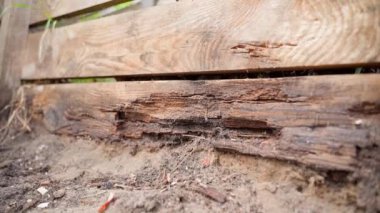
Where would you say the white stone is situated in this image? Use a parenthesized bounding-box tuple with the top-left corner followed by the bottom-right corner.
(37, 202, 49, 208)
(37, 187, 48, 195)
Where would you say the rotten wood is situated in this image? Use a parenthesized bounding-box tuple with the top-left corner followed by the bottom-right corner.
(24, 74, 380, 171)
(0, 0, 31, 109)
(22, 0, 380, 80)
(30, 0, 127, 25)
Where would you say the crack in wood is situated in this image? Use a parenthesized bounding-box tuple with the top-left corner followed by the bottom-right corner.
(349, 101, 380, 115)
(231, 41, 297, 58)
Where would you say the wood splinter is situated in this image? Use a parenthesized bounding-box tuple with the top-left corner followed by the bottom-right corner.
(192, 184, 227, 203)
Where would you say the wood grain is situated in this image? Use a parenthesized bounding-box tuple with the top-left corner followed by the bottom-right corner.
(0, 0, 31, 109)
(22, 0, 380, 79)
(157, 0, 179, 6)
(30, 0, 126, 24)
(24, 74, 380, 171)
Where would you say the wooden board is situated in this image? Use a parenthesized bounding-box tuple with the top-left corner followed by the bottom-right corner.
(157, 0, 178, 6)
(0, 0, 31, 109)
(30, 0, 126, 24)
(22, 0, 380, 80)
(24, 74, 380, 171)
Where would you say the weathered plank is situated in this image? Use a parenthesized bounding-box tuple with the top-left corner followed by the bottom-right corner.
(30, 0, 126, 24)
(24, 74, 380, 171)
(0, 0, 31, 109)
(22, 0, 380, 79)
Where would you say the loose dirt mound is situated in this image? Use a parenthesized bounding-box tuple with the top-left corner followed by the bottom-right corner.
(0, 134, 359, 212)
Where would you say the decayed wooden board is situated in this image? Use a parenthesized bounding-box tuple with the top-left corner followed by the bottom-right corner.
(30, 0, 126, 24)
(0, 0, 31, 109)
(22, 0, 380, 79)
(24, 75, 380, 171)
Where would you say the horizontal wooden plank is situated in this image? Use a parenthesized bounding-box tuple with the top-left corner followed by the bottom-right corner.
(157, 0, 177, 6)
(30, 0, 126, 24)
(22, 0, 380, 79)
(24, 74, 380, 171)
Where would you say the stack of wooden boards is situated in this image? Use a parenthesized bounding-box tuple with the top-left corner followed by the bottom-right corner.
(1, 0, 380, 173)
(0, 0, 379, 209)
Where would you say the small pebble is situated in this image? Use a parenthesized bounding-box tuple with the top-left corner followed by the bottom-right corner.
(37, 202, 49, 209)
(37, 187, 48, 195)
(144, 200, 159, 212)
(354, 119, 363, 126)
(53, 189, 66, 199)
(264, 183, 277, 194)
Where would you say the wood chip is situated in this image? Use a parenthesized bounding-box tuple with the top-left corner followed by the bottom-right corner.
(192, 184, 227, 203)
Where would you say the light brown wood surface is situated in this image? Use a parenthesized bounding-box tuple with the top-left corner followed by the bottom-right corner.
(24, 74, 380, 171)
(157, 0, 178, 6)
(22, 0, 380, 80)
(30, 0, 125, 24)
(0, 0, 31, 109)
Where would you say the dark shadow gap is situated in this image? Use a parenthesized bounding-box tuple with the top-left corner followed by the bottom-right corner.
(21, 66, 380, 85)
(29, 0, 159, 32)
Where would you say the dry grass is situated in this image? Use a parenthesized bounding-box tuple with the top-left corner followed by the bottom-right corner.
(0, 87, 31, 144)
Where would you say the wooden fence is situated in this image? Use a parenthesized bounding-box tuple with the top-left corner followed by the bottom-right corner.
(0, 0, 379, 208)
(0, 0, 379, 173)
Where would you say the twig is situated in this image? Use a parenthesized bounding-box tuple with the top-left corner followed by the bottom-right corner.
(16, 114, 31, 132)
(171, 141, 200, 173)
(0, 87, 31, 143)
(192, 184, 227, 203)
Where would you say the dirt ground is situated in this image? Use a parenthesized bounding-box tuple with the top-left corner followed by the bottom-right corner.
(0, 131, 362, 213)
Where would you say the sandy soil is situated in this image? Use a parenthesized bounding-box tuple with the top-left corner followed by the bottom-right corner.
(0, 133, 360, 213)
